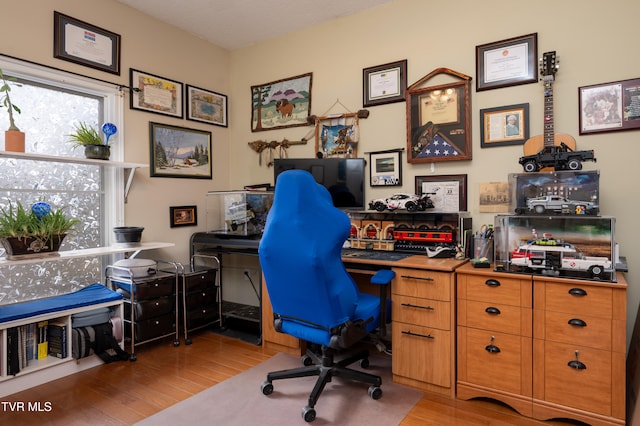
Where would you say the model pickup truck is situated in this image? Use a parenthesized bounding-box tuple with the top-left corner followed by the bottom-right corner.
(518, 143, 596, 172)
(519, 195, 598, 215)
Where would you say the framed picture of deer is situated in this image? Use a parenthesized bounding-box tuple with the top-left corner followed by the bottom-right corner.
(250, 72, 312, 132)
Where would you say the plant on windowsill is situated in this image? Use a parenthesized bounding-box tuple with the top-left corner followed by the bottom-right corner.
(67, 122, 116, 160)
(0, 68, 25, 152)
(0, 201, 80, 260)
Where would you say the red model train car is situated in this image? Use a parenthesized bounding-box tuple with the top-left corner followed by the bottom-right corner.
(392, 229, 454, 244)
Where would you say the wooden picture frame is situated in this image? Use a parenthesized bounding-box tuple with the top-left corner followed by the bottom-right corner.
(480, 103, 530, 147)
(579, 77, 640, 135)
(415, 174, 467, 212)
(149, 122, 212, 179)
(476, 33, 538, 91)
(170, 205, 197, 227)
(406, 69, 472, 163)
(53, 11, 121, 75)
(251, 72, 312, 132)
(369, 150, 402, 186)
(186, 84, 228, 127)
(363, 59, 407, 107)
(130, 69, 184, 118)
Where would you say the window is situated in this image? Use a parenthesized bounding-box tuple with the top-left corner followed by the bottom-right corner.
(0, 56, 124, 304)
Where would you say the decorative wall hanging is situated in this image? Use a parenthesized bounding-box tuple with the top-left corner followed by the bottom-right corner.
(369, 149, 403, 186)
(251, 72, 312, 132)
(149, 122, 212, 179)
(363, 59, 407, 107)
(414, 174, 467, 212)
(312, 100, 369, 158)
(476, 33, 538, 91)
(170, 205, 197, 227)
(53, 11, 121, 75)
(480, 103, 529, 147)
(247, 138, 308, 167)
(406, 68, 472, 163)
(130, 69, 184, 118)
(186, 84, 228, 127)
(579, 77, 640, 135)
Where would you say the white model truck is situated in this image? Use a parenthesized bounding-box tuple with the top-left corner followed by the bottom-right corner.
(510, 240, 612, 279)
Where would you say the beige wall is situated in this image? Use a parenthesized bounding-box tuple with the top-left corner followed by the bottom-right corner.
(2, 0, 640, 346)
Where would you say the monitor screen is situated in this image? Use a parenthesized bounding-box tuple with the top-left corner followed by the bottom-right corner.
(273, 158, 366, 209)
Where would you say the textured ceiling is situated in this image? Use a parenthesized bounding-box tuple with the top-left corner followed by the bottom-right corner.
(115, 0, 396, 50)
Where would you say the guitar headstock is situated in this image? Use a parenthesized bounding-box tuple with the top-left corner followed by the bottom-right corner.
(539, 51, 559, 82)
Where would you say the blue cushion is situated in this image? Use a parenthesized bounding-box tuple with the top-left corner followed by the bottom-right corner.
(0, 283, 122, 324)
(371, 269, 396, 285)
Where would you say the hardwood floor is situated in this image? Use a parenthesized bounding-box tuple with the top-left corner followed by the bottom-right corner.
(2, 330, 583, 425)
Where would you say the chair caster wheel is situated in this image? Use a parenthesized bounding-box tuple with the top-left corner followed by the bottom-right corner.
(302, 354, 313, 366)
(261, 381, 273, 395)
(368, 385, 382, 400)
(360, 358, 370, 368)
(173, 340, 180, 347)
(302, 406, 316, 422)
(129, 354, 137, 362)
(185, 338, 192, 345)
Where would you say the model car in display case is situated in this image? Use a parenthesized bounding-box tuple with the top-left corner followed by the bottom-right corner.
(509, 170, 599, 215)
(493, 214, 616, 282)
(206, 190, 273, 237)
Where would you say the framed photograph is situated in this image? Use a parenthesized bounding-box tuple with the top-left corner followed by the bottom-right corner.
(251, 72, 312, 132)
(130, 69, 184, 118)
(186, 84, 228, 127)
(406, 79, 472, 163)
(363, 59, 407, 107)
(53, 11, 121, 75)
(170, 205, 197, 227)
(579, 77, 640, 135)
(149, 122, 212, 179)
(369, 150, 402, 186)
(415, 174, 467, 212)
(480, 103, 530, 147)
(476, 33, 538, 91)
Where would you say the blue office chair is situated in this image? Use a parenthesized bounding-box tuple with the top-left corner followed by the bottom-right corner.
(259, 170, 383, 423)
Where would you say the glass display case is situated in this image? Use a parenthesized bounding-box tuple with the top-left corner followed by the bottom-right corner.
(493, 214, 616, 282)
(206, 190, 274, 237)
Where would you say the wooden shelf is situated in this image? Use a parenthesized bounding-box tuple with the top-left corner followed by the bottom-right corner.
(0, 242, 174, 266)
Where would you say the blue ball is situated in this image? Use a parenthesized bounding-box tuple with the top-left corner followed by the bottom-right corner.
(31, 202, 51, 220)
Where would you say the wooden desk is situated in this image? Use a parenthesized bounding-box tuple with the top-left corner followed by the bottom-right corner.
(261, 252, 468, 397)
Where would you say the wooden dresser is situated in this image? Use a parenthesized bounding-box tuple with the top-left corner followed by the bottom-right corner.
(456, 262, 627, 426)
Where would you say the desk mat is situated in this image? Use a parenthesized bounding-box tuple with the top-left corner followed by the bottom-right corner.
(342, 249, 414, 262)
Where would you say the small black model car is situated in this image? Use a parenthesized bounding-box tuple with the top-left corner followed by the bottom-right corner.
(518, 143, 596, 172)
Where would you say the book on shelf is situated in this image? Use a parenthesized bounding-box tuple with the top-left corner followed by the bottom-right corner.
(7, 327, 20, 375)
(36, 320, 49, 360)
(47, 320, 68, 359)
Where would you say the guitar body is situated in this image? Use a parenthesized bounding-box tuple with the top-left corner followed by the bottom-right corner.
(523, 133, 576, 156)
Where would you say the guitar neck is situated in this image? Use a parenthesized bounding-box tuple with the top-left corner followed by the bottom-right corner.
(543, 81, 555, 147)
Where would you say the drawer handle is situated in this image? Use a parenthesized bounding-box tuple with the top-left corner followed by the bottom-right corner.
(485, 279, 500, 287)
(568, 287, 587, 297)
(401, 275, 434, 282)
(401, 303, 434, 311)
(568, 350, 587, 370)
(401, 330, 434, 339)
(485, 344, 501, 353)
(568, 318, 587, 327)
(485, 307, 501, 315)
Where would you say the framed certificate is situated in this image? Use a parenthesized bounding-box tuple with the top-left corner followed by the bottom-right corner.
(476, 33, 538, 91)
(363, 60, 407, 107)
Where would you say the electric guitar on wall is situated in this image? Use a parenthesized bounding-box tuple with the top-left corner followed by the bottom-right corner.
(522, 51, 576, 159)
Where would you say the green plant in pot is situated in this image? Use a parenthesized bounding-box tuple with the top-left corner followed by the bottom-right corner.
(0, 201, 80, 260)
(67, 121, 114, 160)
(0, 68, 25, 152)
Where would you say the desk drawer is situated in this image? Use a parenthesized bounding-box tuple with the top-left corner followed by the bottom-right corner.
(392, 323, 450, 388)
(458, 273, 528, 307)
(542, 311, 611, 350)
(392, 268, 451, 301)
(541, 282, 612, 318)
(183, 269, 217, 292)
(459, 299, 525, 336)
(393, 295, 450, 330)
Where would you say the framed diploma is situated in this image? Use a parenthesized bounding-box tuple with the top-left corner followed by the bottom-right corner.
(363, 60, 407, 107)
(130, 69, 184, 118)
(53, 11, 121, 75)
(476, 33, 538, 91)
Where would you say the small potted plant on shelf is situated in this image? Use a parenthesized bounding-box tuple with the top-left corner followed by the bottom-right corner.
(0, 201, 80, 260)
(0, 68, 25, 152)
(67, 122, 116, 160)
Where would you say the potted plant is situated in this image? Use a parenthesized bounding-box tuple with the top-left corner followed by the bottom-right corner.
(0, 201, 80, 259)
(67, 122, 113, 160)
(0, 68, 25, 152)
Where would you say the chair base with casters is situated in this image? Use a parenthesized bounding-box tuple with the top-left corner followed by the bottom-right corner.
(261, 344, 382, 423)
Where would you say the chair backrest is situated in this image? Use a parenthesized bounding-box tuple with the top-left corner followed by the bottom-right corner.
(259, 170, 359, 329)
